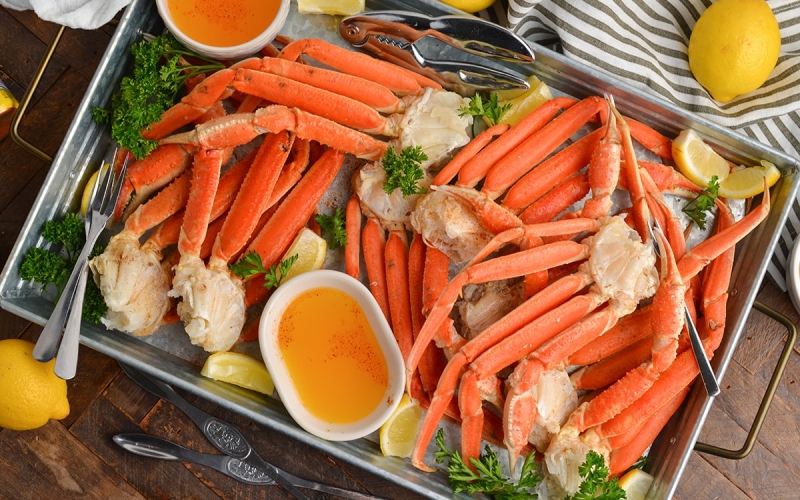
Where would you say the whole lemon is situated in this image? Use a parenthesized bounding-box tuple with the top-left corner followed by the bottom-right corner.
(438, 0, 495, 14)
(0, 339, 70, 431)
(688, 0, 781, 103)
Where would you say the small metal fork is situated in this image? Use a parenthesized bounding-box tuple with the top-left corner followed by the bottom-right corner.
(649, 221, 721, 397)
(33, 148, 129, 372)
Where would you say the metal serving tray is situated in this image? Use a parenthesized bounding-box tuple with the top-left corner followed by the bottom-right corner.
(1, 0, 798, 498)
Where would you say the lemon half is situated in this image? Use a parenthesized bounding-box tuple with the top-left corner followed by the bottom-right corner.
(280, 227, 327, 283)
(379, 393, 423, 458)
(618, 469, 655, 500)
(201, 352, 274, 395)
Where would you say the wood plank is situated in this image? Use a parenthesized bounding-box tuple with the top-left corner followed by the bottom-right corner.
(6, 9, 113, 84)
(0, 421, 144, 499)
(673, 453, 749, 500)
(0, 8, 68, 103)
(0, 67, 90, 221)
(70, 393, 221, 499)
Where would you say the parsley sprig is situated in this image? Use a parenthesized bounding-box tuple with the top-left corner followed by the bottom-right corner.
(434, 429, 541, 499)
(19, 212, 108, 323)
(564, 451, 626, 500)
(382, 146, 428, 197)
(434, 429, 627, 500)
(459, 92, 511, 126)
(230, 251, 298, 289)
(315, 208, 347, 249)
(92, 33, 225, 159)
(682, 176, 720, 230)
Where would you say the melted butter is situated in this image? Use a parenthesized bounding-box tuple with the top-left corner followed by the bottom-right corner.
(166, 0, 280, 47)
(278, 287, 389, 424)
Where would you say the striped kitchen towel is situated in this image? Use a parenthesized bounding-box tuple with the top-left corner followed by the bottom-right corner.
(479, 0, 800, 290)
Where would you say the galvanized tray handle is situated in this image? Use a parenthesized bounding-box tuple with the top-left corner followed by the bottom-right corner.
(694, 300, 797, 460)
(10, 25, 66, 163)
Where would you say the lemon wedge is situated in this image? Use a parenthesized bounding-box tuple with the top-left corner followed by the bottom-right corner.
(672, 129, 730, 188)
(297, 0, 364, 16)
(80, 164, 107, 217)
(201, 352, 275, 395)
(618, 468, 654, 500)
(379, 393, 423, 458)
(497, 76, 553, 127)
(718, 161, 780, 199)
(280, 227, 327, 283)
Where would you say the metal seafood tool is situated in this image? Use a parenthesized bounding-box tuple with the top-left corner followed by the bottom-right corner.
(119, 363, 311, 500)
(113, 433, 388, 499)
(340, 10, 535, 93)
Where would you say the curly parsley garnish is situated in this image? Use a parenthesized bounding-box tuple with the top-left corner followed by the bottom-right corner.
(459, 92, 511, 126)
(382, 146, 427, 197)
(434, 429, 541, 499)
(230, 251, 298, 289)
(315, 208, 347, 249)
(93, 33, 225, 159)
(682, 175, 720, 230)
(19, 212, 107, 322)
(564, 451, 626, 500)
(434, 429, 627, 500)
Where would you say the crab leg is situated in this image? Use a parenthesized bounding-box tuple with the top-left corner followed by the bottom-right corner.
(278, 38, 437, 94)
(258, 57, 404, 114)
(456, 97, 577, 189)
(142, 59, 261, 141)
(481, 96, 605, 200)
(144, 151, 254, 251)
(114, 144, 195, 221)
(678, 180, 769, 281)
(345, 194, 361, 280)
(386, 230, 414, 361)
(519, 173, 590, 224)
(578, 104, 622, 220)
(432, 123, 509, 186)
(209, 131, 295, 266)
(362, 217, 391, 324)
(233, 69, 397, 136)
(243, 148, 347, 306)
(160, 105, 386, 161)
(626, 118, 673, 160)
(91, 171, 193, 336)
(502, 127, 603, 213)
(605, 386, 689, 477)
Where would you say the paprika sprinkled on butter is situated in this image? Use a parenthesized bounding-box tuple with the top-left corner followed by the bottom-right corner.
(165, 0, 281, 47)
(277, 287, 389, 424)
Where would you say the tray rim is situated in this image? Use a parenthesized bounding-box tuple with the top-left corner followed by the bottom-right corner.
(1, 0, 799, 499)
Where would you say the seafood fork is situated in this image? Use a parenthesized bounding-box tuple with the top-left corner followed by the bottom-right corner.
(648, 221, 721, 397)
(33, 146, 129, 375)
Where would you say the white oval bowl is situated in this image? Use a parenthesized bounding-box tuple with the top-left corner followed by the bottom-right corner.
(786, 236, 800, 315)
(156, 0, 290, 60)
(258, 270, 405, 441)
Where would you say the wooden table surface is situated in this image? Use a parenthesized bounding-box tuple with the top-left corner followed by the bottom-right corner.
(1, 7, 799, 499)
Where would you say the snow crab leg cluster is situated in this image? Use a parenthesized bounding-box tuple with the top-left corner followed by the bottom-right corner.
(87, 33, 772, 497)
(344, 91, 768, 494)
